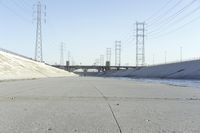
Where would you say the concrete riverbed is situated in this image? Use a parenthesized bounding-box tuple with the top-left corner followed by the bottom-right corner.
(0, 77, 199, 133)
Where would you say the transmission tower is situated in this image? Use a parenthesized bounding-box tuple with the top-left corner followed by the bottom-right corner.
(34, 1, 46, 62)
(136, 22, 145, 67)
(106, 48, 111, 63)
(115, 41, 121, 66)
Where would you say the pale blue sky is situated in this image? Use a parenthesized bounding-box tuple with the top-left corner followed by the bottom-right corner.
(0, 0, 200, 65)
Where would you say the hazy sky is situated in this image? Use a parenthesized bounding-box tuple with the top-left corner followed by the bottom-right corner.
(0, 0, 200, 65)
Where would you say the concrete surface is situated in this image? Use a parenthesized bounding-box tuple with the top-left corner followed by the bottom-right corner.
(0, 51, 76, 81)
(98, 60, 200, 79)
(0, 77, 200, 133)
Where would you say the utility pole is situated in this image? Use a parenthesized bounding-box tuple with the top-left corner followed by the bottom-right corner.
(71, 57, 75, 66)
(67, 51, 71, 63)
(66, 50, 71, 71)
(106, 48, 111, 70)
(60, 42, 64, 65)
(115, 41, 121, 66)
(180, 46, 182, 62)
(34, 1, 46, 62)
(100, 55, 104, 66)
(136, 22, 145, 67)
(153, 54, 155, 65)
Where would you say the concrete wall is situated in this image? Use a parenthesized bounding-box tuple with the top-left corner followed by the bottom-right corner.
(99, 60, 200, 79)
(0, 51, 76, 81)
(74, 72, 99, 77)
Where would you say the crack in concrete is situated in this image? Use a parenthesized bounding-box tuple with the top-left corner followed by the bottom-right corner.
(92, 85, 122, 133)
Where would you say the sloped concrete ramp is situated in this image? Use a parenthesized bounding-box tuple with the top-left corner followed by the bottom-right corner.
(0, 51, 76, 81)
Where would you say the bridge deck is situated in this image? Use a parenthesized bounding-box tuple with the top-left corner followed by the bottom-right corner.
(52, 65, 138, 72)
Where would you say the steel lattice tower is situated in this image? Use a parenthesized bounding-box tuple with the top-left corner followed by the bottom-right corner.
(34, 1, 46, 62)
(136, 22, 145, 67)
(115, 41, 121, 66)
(106, 48, 111, 62)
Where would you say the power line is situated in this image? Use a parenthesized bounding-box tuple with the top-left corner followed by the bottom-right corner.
(148, 0, 198, 35)
(12, 0, 31, 13)
(120, 28, 135, 46)
(20, 0, 33, 7)
(148, 4, 200, 37)
(149, 14, 200, 39)
(123, 36, 135, 46)
(147, 0, 183, 27)
(145, 0, 173, 22)
(0, 1, 31, 22)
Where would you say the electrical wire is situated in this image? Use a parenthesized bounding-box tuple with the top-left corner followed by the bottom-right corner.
(0, 1, 31, 23)
(145, 0, 173, 22)
(12, 0, 31, 12)
(148, 0, 198, 35)
(149, 14, 200, 39)
(147, 0, 183, 27)
(148, 4, 200, 37)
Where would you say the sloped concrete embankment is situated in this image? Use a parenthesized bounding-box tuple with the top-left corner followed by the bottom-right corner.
(99, 60, 200, 79)
(0, 51, 77, 81)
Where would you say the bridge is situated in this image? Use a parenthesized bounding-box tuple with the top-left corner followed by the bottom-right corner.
(52, 65, 138, 72)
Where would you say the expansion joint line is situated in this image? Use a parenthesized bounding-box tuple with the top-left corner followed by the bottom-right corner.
(92, 84, 122, 133)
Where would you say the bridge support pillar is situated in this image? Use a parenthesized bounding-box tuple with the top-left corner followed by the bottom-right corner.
(106, 61, 111, 71)
(83, 69, 88, 76)
(98, 68, 101, 73)
(66, 61, 70, 71)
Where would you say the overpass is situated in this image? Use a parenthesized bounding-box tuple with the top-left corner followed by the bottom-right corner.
(52, 65, 138, 72)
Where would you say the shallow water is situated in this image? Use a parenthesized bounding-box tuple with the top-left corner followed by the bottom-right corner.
(112, 77, 200, 88)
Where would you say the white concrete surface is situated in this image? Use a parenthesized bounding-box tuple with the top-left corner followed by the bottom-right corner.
(0, 51, 76, 81)
(0, 77, 199, 133)
(100, 60, 200, 79)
